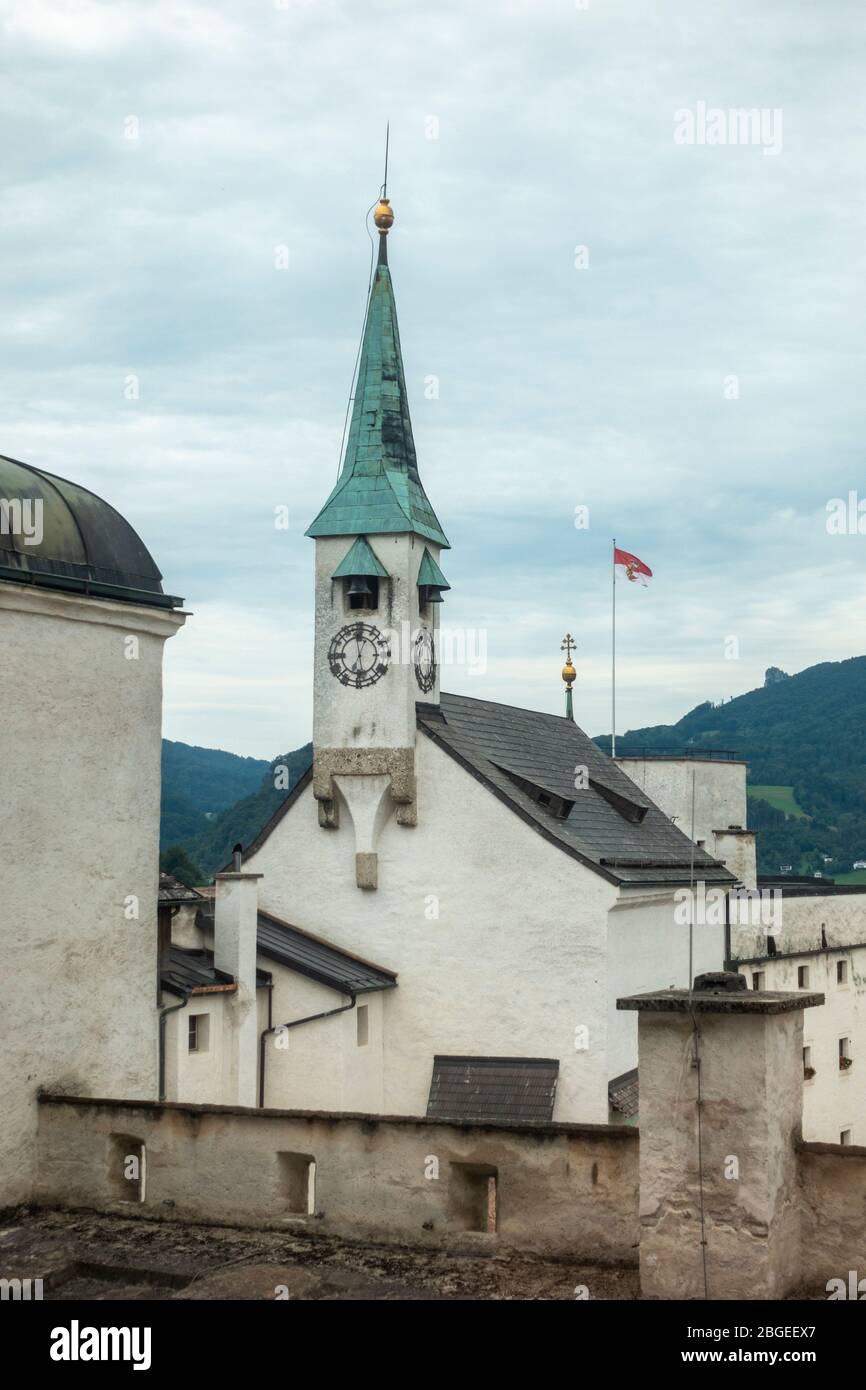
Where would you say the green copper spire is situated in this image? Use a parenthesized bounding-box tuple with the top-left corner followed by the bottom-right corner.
(306, 197, 449, 548)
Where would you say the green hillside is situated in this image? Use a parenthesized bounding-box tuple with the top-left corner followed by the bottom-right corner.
(160, 740, 272, 849)
(162, 742, 313, 881)
(595, 656, 866, 877)
(747, 785, 807, 819)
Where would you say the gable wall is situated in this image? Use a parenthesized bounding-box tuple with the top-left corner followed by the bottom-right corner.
(245, 733, 618, 1123)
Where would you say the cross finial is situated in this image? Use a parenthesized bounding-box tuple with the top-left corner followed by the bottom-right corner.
(561, 633, 576, 663)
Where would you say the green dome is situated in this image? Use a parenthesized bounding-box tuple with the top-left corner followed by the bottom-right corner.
(0, 454, 181, 609)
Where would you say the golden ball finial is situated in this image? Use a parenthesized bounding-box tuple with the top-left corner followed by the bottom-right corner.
(560, 632, 577, 688)
(373, 197, 394, 231)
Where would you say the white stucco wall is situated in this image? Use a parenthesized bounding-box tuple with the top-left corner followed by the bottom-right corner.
(245, 733, 618, 1123)
(0, 583, 184, 1205)
(615, 757, 748, 849)
(607, 889, 725, 1082)
(730, 890, 866, 960)
(735, 945, 866, 1144)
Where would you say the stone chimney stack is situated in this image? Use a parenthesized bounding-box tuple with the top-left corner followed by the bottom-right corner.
(214, 850, 262, 1108)
(619, 971, 824, 1300)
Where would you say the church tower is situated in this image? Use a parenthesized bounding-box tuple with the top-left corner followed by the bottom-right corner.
(305, 191, 450, 889)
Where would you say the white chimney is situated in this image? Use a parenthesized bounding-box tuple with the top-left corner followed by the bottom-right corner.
(213, 849, 262, 1108)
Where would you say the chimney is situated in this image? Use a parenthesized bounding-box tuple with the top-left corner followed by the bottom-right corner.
(618, 974, 824, 1299)
(213, 845, 263, 1108)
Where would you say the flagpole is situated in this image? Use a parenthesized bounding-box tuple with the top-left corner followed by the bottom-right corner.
(611, 537, 616, 758)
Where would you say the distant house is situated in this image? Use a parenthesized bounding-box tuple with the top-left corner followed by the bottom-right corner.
(780, 864, 793, 873)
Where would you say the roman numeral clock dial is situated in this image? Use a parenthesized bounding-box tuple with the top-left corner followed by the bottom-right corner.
(328, 622, 391, 688)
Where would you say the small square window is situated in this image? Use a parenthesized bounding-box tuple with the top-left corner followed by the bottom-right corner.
(188, 1014, 210, 1053)
(356, 1004, 369, 1047)
(278, 1152, 316, 1215)
(840, 1129, 852, 1146)
(837, 960, 849, 986)
(798, 965, 809, 989)
(752, 971, 765, 991)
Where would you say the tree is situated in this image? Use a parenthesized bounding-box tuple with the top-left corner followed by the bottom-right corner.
(160, 845, 205, 888)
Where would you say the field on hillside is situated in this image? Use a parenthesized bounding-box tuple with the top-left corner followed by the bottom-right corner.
(747, 785, 807, 818)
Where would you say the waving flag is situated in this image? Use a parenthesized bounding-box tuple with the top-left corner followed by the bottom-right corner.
(611, 539, 653, 757)
(614, 546, 653, 587)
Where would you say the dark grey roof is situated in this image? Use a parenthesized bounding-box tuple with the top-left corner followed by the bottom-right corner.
(195, 905, 397, 997)
(158, 872, 204, 905)
(426, 1056, 559, 1125)
(161, 946, 272, 999)
(0, 454, 183, 609)
(256, 910, 397, 995)
(608, 1068, 639, 1118)
(417, 693, 735, 888)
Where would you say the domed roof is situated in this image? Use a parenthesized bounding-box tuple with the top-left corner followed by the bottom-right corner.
(0, 454, 182, 609)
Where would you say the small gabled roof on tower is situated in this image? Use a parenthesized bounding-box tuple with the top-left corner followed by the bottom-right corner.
(331, 535, 389, 580)
(306, 196, 449, 549)
(417, 546, 450, 591)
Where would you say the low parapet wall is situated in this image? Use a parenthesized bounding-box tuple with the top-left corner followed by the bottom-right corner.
(797, 1140, 866, 1291)
(35, 1094, 639, 1263)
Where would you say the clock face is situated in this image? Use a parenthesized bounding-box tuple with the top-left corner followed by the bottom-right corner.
(328, 622, 391, 688)
(413, 627, 436, 694)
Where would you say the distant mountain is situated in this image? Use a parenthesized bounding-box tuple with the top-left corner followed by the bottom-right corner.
(594, 656, 866, 878)
(162, 742, 313, 880)
(160, 740, 272, 850)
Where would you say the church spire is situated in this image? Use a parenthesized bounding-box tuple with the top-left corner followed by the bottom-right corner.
(306, 187, 449, 548)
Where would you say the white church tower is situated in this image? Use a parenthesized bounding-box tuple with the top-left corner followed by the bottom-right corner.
(305, 192, 450, 889)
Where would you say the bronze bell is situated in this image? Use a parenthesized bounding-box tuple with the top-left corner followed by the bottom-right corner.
(346, 575, 374, 599)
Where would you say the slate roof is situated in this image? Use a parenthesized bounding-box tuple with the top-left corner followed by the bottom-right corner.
(158, 872, 204, 906)
(608, 1068, 639, 1118)
(417, 693, 736, 888)
(426, 1056, 559, 1125)
(194, 905, 397, 997)
(305, 244, 448, 548)
(161, 946, 271, 999)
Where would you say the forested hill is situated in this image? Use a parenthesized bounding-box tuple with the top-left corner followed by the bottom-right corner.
(594, 656, 866, 878)
(160, 741, 312, 883)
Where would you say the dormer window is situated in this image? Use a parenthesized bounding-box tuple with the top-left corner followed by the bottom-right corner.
(332, 536, 389, 614)
(417, 547, 450, 610)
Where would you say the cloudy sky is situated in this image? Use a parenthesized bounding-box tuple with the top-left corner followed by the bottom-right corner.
(3, 0, 865, 758)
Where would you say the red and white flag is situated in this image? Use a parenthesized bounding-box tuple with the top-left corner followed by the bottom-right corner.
(614, 546, 653, 587)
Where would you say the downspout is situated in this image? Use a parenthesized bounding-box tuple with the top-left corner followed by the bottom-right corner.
(724, 888, 732, 970)
(158, 993, 190, 1102)
(258, 994, 356, 1108)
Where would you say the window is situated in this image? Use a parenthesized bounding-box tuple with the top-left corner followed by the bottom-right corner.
(840, 1129, 852, 1146)
(837, 960, 849, 986)
(752, 971, 765, 991)
(356, 1004, 369, 1047)
(803, 1046, 815, 1080)
(839, 1038, 852, 1071)
(798, 965, 810, 989)
(188, 1014, 210, 1053)
(448, 1162, 498, 1234)
(277, 1152, 316, 1216)
(108, 1134, 146, 1203)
